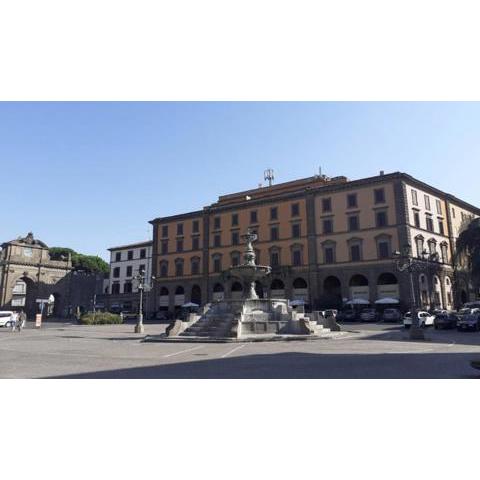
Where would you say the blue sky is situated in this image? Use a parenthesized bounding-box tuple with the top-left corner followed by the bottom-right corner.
(1, 102, 478, 260)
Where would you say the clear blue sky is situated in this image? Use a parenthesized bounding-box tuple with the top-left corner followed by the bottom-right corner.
(1, 102, 478, 260)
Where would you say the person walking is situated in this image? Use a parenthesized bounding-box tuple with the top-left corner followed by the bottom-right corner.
(17, 310, 27, 331)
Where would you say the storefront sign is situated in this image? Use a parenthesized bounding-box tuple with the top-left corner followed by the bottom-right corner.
(349, 286, 370, 300)
(377, 285, 399, 299)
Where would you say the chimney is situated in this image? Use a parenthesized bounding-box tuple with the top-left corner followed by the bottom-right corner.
(379, 170, 385, 176)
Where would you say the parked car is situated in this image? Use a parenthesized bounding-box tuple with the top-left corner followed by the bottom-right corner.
(336, 309, 358, 321)
(0, 311, 17, 327)
(434, 312, 459, 330)
(457, 312, 480, 331)
(403, 311, 435, 328)
(382, 308, 402, 322)
(360, 308, 378, 322)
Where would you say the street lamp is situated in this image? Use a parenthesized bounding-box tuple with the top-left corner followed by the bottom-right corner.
(393, 244, 439, 340)
(133, 271, 155, 334)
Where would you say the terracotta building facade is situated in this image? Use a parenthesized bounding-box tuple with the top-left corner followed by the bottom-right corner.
(149, 172, 480, 314)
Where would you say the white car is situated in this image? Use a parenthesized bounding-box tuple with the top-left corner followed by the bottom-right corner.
(0, 311, 17, 327)
(403, 311, 435, 329)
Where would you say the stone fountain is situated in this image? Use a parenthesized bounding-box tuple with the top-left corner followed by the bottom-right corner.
(150, 229, 330, 342)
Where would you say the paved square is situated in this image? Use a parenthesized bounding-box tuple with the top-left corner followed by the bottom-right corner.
(1, 321, 480, 378)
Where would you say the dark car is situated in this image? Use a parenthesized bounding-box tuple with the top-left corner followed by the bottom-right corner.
(434, 312, 458, 330)
(382, 308, 402, 322)
(457, 312, 480, 331)
(337, 309, 358, 322)
(360, 308, 378, 322)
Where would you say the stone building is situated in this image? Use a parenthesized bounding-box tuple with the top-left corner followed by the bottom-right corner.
(0, 233, 104, 318)
(149, 172, 480, 315)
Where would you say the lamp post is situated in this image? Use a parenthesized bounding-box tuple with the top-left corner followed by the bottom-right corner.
(133, 271, 155, 334)
(393, 244, 439, 341)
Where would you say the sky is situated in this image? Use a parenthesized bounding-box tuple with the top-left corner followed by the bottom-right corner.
(0, 102, 478, 260)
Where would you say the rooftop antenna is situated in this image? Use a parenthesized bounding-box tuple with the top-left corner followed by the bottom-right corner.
(264, 168, 274, 187)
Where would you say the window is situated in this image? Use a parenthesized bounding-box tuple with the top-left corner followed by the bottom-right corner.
(213, 256, 222, 273)
(126, 265, 133, 277)
(374, 188, 385, 204)
(324, 246, 335, 264)
(270, 207, 278, 220)
(323, 219, 333, 234)
(322, 197, 332, 212)
(415, 236, 425, 258)
(192, 220, 199, 233)
(424, 195, 431, 211)
(250, 210, 258, 224)
(378, 241, 390, 259)
(376, 211, 388, 227)
(291, 203, 300, 217)
(452, 207, 456, 218)
(123, 282, 132, 294)
(161, 240, 168, 255)
(436, 199, 442, 215)
(140, 248, 146, 259)
(347, 193, 357, 208)
(161, 225, 168, 237)
(177, 223, 183, 236)
(348, 215, 359, 231)
(411, 189, 418, 206)
(232, 231, 239, 245)
(111, 283, 120, 294)
(214, 234, 221, 247)
(413, 211, 421, 228)
(192, 237, 200, 250)
(292, 249, 302, 266)
(438, 219, 445, 235)
(127, 250, 133, 260)
(160, 262, 168, 277)
(270, 251, 280, 267)
(231, 252, 240, 267)
(425, 216, 434, 232)
(175, 261, 184, 277)
(270, 226, 279, 241)
(191, 258, 200, 275)
(139, 264, 146, 274)
(428, 240, 437, 258)
(231, 213, 239, 226)
(176, 239, 183, 252)
(115, 252, 121, 262)
(350, 244, 361, 262)
(292, 223, 301, 238)
(113, 267, 120, 278)
(214, 217, 221, 230)
(441, 243, 449, 263)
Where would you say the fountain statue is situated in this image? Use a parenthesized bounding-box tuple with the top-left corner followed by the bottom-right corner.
(153, 229, 329, 341)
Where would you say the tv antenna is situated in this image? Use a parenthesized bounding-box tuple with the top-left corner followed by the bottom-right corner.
(264, 168, 274, 187)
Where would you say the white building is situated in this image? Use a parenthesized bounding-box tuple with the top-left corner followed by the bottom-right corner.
(106, 240, 153, 313)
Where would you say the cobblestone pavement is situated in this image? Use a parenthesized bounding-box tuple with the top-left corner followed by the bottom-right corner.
(1, 321, 480, 378)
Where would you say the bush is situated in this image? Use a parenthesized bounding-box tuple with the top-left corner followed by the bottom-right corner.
(79, 312, 123, 325)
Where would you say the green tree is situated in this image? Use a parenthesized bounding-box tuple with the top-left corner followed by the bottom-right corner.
(49, 247, 109, 274)
(455, 217, 480, 284)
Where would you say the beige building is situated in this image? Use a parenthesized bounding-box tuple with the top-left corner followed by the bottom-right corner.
(149, 172, 480, 314)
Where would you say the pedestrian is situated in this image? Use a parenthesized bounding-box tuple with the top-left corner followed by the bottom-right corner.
(17, 310, 27, 331)
(11, 311, 18, 332)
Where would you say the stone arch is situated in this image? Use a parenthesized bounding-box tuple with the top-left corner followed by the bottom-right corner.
(11, 275, 37, 317)
(432, 275, 443, 309)
(419, 273, 430, 308)
(292, 277, 308, 303)
(322, 276, 342, 308)
(231, 281, 243, 300)
(191, 284, 202, 305)
(174, 285, 185, 308)
(158, 286, 169, 310)
(349, 274, 369, 287)
(213, 282, 225, 301)
(348, 274, 369, 301)
(270, 278, 285, 299)
(376, 272, 400, 300)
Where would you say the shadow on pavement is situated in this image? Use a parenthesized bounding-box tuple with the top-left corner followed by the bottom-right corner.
(48, 351, 480, 379)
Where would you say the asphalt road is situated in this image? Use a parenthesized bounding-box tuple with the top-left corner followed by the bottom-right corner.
(1, 320, 480, 378)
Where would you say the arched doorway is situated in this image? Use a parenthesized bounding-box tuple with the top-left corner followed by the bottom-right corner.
(419, 274, 430, 308)
(158, 287, 169, 311)
(292, 277, 308, 303)
(349, 274, 369, 301)
(445, 277, 453, 309)
(377, 272, 399, 300)
(11, 276, 37, 318)
(49, 292, 62, 317)
(191, 285, 202, 305)
(174, 286, 185, 307)
(231, 281, 243, 300)
(270, 279, 285, 299)
(432, 276, 443, 309)
(322, 276, 342, 308)
(213, 283, 225, 301)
